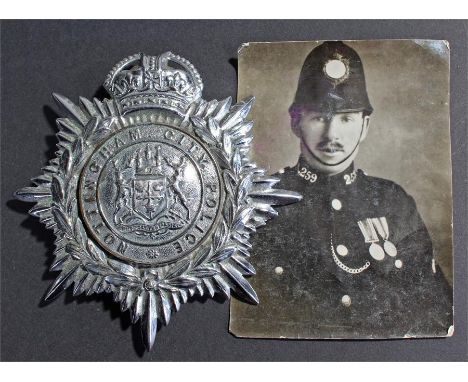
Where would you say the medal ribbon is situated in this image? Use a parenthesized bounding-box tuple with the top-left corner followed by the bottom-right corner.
(371, 217, 389, 241)
(357, 219, 379, 243)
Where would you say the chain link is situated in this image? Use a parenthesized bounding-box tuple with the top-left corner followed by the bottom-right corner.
(330, 234, 370, 274)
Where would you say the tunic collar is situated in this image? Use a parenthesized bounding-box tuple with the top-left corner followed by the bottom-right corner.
(295, 156, 358, 187)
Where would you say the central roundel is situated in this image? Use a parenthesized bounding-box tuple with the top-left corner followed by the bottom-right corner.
(79, 123, 222, 265)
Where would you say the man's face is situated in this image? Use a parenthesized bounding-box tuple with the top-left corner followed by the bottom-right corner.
(295, 110, 370, 173)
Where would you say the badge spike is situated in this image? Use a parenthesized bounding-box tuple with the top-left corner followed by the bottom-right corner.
(52, 93, 89, 127)
(144, 291, 158, 351)
(44, 265, 80, 302)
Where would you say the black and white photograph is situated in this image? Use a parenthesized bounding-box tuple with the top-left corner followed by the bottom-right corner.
(230, 40, 454, 339)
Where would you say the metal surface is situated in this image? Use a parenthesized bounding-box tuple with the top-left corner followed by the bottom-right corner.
(14, 52, 301, 350)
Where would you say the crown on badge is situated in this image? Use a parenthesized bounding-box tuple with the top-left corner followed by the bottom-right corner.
(104, 52, 203, 116)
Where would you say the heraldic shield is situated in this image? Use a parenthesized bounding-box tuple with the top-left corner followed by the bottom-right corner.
(14, 52, 302, 350)
(132, 176, 168, 222)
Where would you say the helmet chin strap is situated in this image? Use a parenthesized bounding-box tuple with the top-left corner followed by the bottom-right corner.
(301, 123, 364, 167)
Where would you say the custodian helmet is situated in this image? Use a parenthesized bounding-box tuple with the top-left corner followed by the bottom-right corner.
(290, 41, 373, 116)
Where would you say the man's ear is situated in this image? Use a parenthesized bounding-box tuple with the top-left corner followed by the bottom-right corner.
(289, 105, 302, 138)
(359, 115, 370, 143)
(291, 119, 301, 138)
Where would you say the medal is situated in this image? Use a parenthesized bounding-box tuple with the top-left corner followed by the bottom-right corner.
(372, 217, 398, 257)
(357, 218, 385, 261)
(384, 241, 398, 257)
(14, 52, 302, 350)
(369, 242, 385, 261)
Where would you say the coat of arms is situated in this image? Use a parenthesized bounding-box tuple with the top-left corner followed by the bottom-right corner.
(112, 145, 189, 238)
(15, 52, 301, 350)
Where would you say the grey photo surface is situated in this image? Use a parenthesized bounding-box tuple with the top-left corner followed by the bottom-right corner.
(230, 40, 453, 339)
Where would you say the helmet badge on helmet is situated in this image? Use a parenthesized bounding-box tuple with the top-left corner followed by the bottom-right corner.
(323, 55, 349, 83)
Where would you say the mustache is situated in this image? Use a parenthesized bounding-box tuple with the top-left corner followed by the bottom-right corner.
(317, 141, 344, 151)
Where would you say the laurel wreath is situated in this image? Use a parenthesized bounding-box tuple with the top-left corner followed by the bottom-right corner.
(15, 93, 300, 349)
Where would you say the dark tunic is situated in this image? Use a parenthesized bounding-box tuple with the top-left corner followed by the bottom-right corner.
(231, 158, 453, 339)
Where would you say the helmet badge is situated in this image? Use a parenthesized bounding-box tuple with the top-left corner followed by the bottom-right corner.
(324, 57, 349, 82)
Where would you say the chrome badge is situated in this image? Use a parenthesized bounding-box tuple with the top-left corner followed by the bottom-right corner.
(14, 52, 301, 350)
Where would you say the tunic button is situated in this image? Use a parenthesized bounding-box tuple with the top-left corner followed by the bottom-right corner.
(274, 266, 284, 275)
(336, 244, 348, 257)
(331, 198, 342, 210)
(341, 294, 351, 307)
(395, 260, 403, 269)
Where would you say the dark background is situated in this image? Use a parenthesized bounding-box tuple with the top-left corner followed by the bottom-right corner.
(1, 20, 467, 361)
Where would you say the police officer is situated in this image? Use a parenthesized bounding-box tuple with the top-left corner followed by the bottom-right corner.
(232, 41, 453, 338)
